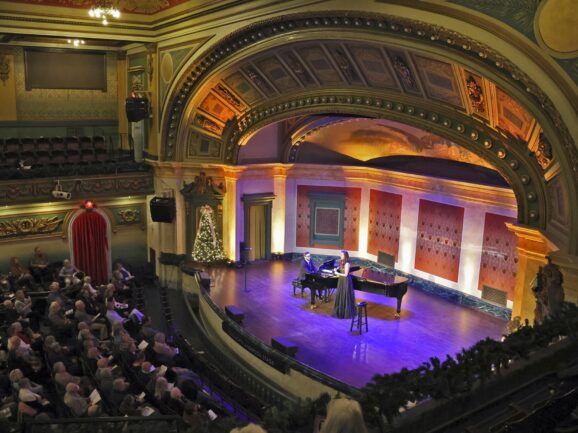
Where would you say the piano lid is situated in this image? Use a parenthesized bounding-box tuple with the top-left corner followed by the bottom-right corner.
(319, 259, 336, 270)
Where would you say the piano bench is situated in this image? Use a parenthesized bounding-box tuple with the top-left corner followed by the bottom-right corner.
(272, 336, 298, 357)
(225, 305, 245, 324)
(292, 279, 307, 297)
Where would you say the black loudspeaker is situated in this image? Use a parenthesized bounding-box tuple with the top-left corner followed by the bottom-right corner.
(150, 197, 175, 223)
(125, 97, 150, 122)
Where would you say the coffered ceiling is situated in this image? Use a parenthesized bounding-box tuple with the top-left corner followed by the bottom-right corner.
(187, 38, 548, 170)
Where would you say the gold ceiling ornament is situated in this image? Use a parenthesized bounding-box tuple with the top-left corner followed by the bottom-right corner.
(88, 0, 120, 25)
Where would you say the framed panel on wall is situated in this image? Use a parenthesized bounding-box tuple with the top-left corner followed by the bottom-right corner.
(308, 192, 345, 247)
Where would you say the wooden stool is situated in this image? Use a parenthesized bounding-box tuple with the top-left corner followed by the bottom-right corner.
(350, 301, 368, 333)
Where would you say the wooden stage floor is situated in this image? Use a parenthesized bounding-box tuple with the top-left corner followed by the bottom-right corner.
(207, 260, 508, 388)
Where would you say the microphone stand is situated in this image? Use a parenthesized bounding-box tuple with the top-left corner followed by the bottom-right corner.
(242, 247, 252, 293)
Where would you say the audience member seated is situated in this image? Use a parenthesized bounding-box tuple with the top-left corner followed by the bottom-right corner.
(58, 259, 81, 287)
(112, 261, 136, 290)
(17, 378, 54, 418)
(9, 369, 43, 395)
(74, 300, 108, 340)
(47, 301, 74, 339)
(153, 376, 172, 407)
(138, 315, 160, 342)
(29, 247, 51, 285)
(7, 321, 42, 351)
(98, 367, 115, 396)
(13, 290, 40, 331)
(153, 332, 178, 364)
(63, 383, 99, 417)
(121, 394, 158, 417)
(106, 301, 126, 328)
(109, 378, 130, 408)
(53, 361, 91, 395)
(78, 284, 100, 316)
(86, 346, 105, 373)
(2, 299, 19, 324)
(46, 282, 68, 308)
(167, 387, 209, 430)
(319, 398, 369, 433)
(45, 342, 80, 376)
(135, 361, 156, 387)
(9, 256, 35, 290)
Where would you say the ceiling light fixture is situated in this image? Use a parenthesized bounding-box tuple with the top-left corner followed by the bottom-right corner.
(88, 1, 120, 26)
(67, 39, 85, 47)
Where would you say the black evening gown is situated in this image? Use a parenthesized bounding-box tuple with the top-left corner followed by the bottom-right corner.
(332, 266, 356, 319)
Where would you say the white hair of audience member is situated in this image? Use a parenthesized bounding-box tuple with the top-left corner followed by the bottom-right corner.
(230, 424, 268, 433)
(48, 301, 60, 314)
(319, 398, 368, 433)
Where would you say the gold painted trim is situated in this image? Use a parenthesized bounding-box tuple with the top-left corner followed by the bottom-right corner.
(384, 0, 577, 113)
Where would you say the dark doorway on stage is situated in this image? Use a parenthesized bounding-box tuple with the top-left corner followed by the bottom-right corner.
(242, 193, 274, 261)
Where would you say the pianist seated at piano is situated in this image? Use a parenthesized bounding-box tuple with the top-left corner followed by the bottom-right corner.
(298, 252, 321, 310)
(332, 251, 356, 319)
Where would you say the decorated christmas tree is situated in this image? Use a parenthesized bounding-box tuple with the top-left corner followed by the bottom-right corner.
(191, 205, 226, 263)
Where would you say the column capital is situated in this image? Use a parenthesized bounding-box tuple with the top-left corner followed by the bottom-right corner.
(505, 223, 559, 258)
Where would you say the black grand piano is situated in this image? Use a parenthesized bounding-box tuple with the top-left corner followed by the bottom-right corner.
(301, 259, 408, 318)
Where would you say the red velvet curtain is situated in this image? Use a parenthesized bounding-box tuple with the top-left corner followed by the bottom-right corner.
(72, 211, 109, 285)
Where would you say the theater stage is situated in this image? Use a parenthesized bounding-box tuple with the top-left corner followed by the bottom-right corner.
(206, 260, 508, 388)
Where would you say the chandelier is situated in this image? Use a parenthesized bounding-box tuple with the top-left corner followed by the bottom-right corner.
(88, 1, 121, 26)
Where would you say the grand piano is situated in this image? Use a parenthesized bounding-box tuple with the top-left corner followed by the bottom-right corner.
(301, 259, 408, 318)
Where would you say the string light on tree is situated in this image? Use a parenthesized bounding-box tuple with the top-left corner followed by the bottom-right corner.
(191, 205, 226, 263)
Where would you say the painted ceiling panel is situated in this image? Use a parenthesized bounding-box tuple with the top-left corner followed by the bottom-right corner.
(278, 49, 318, 87)
(348, 45, 399, 89)
(255, 56, 300, 92)
(325, 43, 364, 85)
(297, 45, 343, 85)
(199, 93, 235, 123)
(223, 72, 262, 105)
(496, 88, 534, 140)
(413, 55, 464, 108)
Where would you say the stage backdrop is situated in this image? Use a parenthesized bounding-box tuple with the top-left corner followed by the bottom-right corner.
(296, 185, 361, 251)
(367, 189, 403, 261)
(478, 213, 518, 300)
(414, 199, 464, 282)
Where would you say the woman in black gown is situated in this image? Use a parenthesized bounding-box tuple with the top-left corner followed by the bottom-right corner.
(332, 250, 356, 319)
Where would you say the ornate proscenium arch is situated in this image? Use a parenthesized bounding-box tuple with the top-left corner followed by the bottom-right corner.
(162, 12, 578, 252)
(225, 91, 545, 227)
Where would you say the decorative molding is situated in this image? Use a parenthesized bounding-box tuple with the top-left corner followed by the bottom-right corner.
(0, 214, 64, 239)
(0, 172, 154, 206)
(113, 207, 143, 225)
(162, 12, 578, 188)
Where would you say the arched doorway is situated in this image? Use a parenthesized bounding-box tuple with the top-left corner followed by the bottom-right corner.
(69, 209, 111, 285)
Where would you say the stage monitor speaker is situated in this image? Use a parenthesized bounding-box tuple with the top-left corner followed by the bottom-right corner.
(150, 197, 175, 223)
(125, 97, 150, 122)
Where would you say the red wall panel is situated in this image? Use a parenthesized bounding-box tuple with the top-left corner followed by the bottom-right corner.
(296, 185, 360, 251)
(415, 199, 464, 282)
(367, 190, 402, 260)
(478, 213, 518, 300)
